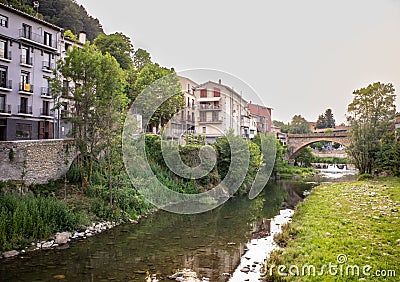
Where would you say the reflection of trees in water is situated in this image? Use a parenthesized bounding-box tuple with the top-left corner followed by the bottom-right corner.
(0, 181, 315, 282)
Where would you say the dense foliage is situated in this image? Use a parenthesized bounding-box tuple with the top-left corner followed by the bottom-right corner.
(346, 82, 397, 174)
(0, 0, 104, 41)
(274, 115, 312, 134)
(315, 108, 336, 129)
(0, 192, 86, 251)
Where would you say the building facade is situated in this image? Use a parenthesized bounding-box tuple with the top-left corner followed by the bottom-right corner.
(165, 76, 197, 138)
(194, 80, 250, 142)
(0, 3, 62, 141)
(248, 102, 272, 135)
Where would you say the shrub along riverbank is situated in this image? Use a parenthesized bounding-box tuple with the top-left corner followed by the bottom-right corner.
(263, 178, 400, 281)
(0, 132, 315, 253)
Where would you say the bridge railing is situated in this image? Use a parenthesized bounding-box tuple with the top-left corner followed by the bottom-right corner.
(288, 132, 348, 138)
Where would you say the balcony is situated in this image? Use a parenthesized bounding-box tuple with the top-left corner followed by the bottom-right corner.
(19, 83, 34, 95)
(199, 118, 223, 124)
(0, 104, 11, 115)
(20, 55, 33, 67)
(18, 29, 58, 50)
(42, 61, 55, 72)
(199, 104, 221, 111)
(40, 108, 54, 118)
(0, 51, 12, 62)
(41, 87, 52, 98)
(18, 105, 32, 115)
(0, 80, 12, 91)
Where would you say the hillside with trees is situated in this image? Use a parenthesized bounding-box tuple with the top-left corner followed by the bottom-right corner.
(0, 0, 104, 41)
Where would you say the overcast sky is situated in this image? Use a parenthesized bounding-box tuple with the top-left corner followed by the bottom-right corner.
(75, 0, 400, 123)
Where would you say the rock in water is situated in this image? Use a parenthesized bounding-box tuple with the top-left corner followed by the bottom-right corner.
(55, 232, 70, 245)
(2, 250, 19, 258)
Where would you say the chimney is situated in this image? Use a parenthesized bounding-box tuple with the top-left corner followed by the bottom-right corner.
(218, 79, 221, 84)
(78, 32, 86, 44)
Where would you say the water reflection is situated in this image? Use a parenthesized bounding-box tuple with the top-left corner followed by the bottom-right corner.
(0, 181, 312, 282)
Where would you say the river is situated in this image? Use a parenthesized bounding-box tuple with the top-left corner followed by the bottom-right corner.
(0, 181, 321, 281)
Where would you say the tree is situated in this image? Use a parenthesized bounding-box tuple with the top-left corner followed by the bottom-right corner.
(134, 48, 152, 71)
(315, 109, 335, 129)
(325, 109, 336, 128)
(273, 120, 290, 133)
(288, 115, 312, 134)
(133, 63, 184, 132)
(315, 114, 327, 129)
(52, 44, 128, 188)
(346, 82, 396, 174)
(295, 147, 314, 167)
(94, 32, 134, 70)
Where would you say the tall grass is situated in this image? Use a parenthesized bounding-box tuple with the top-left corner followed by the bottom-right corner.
(0, 192, 85, 251)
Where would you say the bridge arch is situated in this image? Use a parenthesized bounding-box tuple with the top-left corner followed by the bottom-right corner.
(287, 133, 350, 161)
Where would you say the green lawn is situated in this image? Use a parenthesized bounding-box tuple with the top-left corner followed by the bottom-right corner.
(264, 178, 400, 281)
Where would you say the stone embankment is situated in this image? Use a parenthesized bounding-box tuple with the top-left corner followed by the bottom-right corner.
(1, 221, 120, 259)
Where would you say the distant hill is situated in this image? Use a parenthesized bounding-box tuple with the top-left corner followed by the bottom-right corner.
(0, 0, 104, 42)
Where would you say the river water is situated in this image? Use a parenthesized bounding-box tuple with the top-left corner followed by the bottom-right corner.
(0, 181, 316, 281)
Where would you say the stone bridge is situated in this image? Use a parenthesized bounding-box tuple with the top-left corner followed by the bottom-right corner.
(287, 132, 350, 161)
(0, 139, 77, 185)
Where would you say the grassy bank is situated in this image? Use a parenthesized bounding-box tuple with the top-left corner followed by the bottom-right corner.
(0, 192, 88, 252)
(264, 178, 400, 281)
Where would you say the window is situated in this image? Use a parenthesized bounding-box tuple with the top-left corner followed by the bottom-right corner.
(21, 46, 31, 64)
(42, 100, 50, 116)
(20, 72, 30, 85)
(200, 89, 207, 98)
(20, 72, 31, 92)
(44, 32, 52, 47)
(0, 39, 8, 59)
(187, 97, 190, 107)
(22, 24, 31, 39)
(0, 95, 5, 112)
(192, 99, 194, 108)
(19, 97, 28, 113)
(192, 112, 194, 122)
(214, 87, 220, 97)
(212, 112, 219, 122)
(62, 80, 69, 97)
(0, 15, 8, 28)
(43, 52, 52, 69)
(187, 111, 190, 121)
(16, 123, 32, 140)
(0, 66, 8, 88)
(202, 127, 206, 134)
(200, 112, 206, 122)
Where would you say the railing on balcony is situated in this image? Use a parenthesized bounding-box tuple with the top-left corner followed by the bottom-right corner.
(42, 61, 55, 71)
(40, 108, 54, 117)
(0, 51, 12, 60)
(0, 80, 12, 90)
(199, 118, 223, 124)
(18, 29, 58, 49)
(199, 104, 221, 110)
(0, 104, 11, 114)
(19, 83, 34, 93)
(41, 87, 52, 98)
(20, 55, 33, 65)
(18, 105, 32, 115)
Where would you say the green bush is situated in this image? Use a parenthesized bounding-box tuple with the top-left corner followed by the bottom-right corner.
(0, 192, 84, 251)
(358, 173, 373, 181)
(66, 163, 81, 183)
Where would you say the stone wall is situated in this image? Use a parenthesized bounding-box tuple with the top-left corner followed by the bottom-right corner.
(0, 139, 77, 185)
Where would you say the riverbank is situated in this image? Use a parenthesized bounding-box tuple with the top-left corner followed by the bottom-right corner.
(263, 178, 400, 281)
